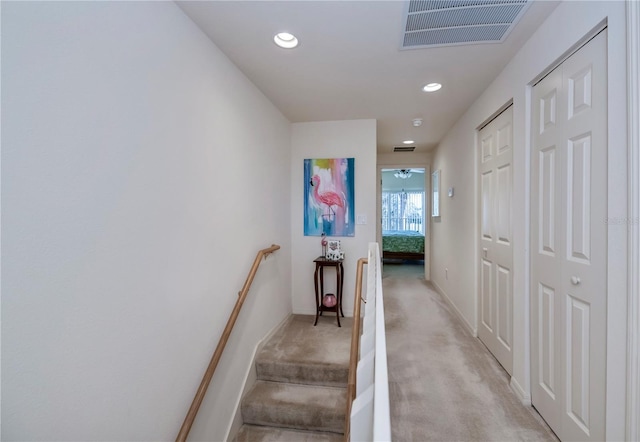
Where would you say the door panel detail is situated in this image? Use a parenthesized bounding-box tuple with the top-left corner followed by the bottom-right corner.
(482, 171, 493, 240)
(567, 134, 592, 263)
(482, 134, 493, 163)
(568, 66, 592, 119)
(538, 283, 556, 398)
(497, 122, 512, 154)
(497, 164, 511, 244)
(482, 259, 493, 331)
(496, 265, 512, 349)
(540, 89, 557, 134)
(539, 147, 556, 255)
(567, 295, 591, 433)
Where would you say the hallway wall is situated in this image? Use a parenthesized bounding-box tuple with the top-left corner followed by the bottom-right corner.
(291, 120, 377, 317)
(430, 1, 628, 439)
(1, 2, 292, 440)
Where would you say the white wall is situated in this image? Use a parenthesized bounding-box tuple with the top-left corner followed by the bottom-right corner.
(1, 2, 292, 441)
(430, 1, 628, 438)
(291, 120, 377, 317)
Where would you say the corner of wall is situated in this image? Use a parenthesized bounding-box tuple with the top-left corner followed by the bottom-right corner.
(509, 377, 531, 405)
(430, 280, 477, 337)
(290, 120, 378, 318)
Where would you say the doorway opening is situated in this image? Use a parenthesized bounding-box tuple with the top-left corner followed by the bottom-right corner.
(381, 168, 426, 277)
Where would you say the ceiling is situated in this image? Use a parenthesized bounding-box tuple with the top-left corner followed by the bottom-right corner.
(177, 0, 559, 154)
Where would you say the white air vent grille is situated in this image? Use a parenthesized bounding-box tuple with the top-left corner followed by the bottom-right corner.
(394, 146, 416, 152)
(402, 0, 530, 49)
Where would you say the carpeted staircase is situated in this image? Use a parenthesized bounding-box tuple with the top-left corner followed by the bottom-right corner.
(234, 315, 352, 442)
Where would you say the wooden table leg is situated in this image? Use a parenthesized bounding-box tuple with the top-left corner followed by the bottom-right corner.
(335, 264, 342, 327)
(339, 262, 345, 318)
(313, 263, 320, 326)
(319, 266, 324, 317)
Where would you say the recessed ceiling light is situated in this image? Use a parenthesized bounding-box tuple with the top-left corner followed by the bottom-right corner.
(274, 32, 299, 49)
(422, 82, 442, 92)
(403, 140, 415, 144)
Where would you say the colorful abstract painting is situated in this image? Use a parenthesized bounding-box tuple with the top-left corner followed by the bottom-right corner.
(304, 158, 355, 237)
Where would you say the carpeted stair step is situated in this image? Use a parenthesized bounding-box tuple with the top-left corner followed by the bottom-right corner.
(234, 424, 343, 441)
(254, 315, 351, 387)
(255, 359, 349, 387)
(241, 380, 346, 434)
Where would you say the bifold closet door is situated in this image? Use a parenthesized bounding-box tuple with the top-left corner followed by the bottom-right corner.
(478, 105, 513, 376)
(530, 30, 607, 442)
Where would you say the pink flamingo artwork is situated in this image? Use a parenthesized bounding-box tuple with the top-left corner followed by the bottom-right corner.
(304, 157, 354, 237)
(310, 174, 344, 220)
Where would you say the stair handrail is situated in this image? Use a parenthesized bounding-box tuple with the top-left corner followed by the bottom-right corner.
(176, 244, 281, 442)
(344, 257, 368, 441)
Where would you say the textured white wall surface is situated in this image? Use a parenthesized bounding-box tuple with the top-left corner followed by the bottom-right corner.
(290, 120, 377, 317)
(1, 2, 292, 440)
(430, 1, 628, 438)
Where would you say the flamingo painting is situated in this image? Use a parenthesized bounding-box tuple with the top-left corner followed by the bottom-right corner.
(310, 174, 344, 219)
(304, 158, 355, 237)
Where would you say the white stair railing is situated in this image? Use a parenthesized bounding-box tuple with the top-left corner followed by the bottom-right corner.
(347, 243, 391, 441)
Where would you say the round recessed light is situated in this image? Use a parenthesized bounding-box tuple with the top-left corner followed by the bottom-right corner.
(403, 140, 415, 144)
(274, 32, 299, 49)
(422, 82, 442, 92)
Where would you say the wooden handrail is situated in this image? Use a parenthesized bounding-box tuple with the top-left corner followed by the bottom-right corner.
(344, 257, 368, 442)
(176, 244, 280, 442)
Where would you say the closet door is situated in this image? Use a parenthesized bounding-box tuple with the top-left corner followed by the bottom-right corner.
(530, 30, 607, 442)
(478, 106, 513, 375)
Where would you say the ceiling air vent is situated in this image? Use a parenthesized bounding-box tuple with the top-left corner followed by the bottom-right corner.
(402, 0, 531, 49)
(394, 146, 416, 152)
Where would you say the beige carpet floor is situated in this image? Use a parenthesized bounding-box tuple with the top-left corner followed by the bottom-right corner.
(382, 262, 559, 441)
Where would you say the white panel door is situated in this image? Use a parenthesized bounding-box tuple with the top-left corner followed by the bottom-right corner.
(531, 30, 607, 442)
(478, 106, 513, 375)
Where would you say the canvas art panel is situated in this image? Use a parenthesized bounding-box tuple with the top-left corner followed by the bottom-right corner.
(304, 158, 355, 236)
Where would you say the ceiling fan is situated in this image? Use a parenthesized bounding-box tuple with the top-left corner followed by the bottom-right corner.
(382, 168, 425, 179)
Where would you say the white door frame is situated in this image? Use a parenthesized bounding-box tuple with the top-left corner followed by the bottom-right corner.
(626, 2, 640, 440)
(377, 161, 431, 280)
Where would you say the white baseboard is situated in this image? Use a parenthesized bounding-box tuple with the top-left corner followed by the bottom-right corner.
(223, 314, 292, 441)
(292, 307, 318, 316)
(429, 282, 531, 406)
(430, 280, 477, 337)
(510, 376, 531, 406)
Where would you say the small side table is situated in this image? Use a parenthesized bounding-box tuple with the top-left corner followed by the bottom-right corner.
(313, 256, 344, 327)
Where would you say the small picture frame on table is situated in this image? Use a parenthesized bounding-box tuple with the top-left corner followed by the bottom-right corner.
(326, 240, 343, 261)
